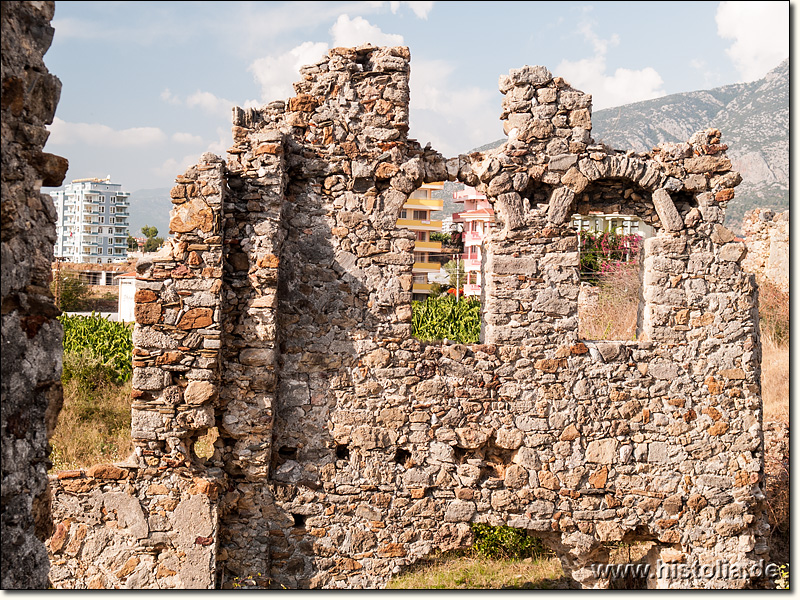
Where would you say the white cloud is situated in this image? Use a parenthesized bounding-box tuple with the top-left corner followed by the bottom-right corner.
(161, 89, 237, 116)
(388, 1, 434, 18)
(185, 91, 236, 116)
(556, 15, 664, 109)
(157, 128, 231, 180)
(409, 59, 498, 156)
(330, 14, 404, 47)
(172, 132, 205, 145)
(689, 58, 723, 89)
(47, 117, 166, 147)
(249, 41, 330, 102)
(716, 1, 788, 82)
(247, 14, 402, 104)
(161, 89, 181, 105)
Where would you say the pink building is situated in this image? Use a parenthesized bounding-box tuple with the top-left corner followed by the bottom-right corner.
(452, 187, 494, 297)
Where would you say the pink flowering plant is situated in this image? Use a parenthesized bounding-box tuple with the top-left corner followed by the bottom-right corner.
(579, 231, 641, 280)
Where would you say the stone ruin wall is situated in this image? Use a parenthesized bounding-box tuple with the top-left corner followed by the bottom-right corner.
(740, 208, 789, 294)
(47, 47, 768, 589)
(1, 1, 68, 589)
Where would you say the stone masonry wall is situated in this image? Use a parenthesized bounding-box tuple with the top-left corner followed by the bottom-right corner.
(1, 1, 68, 589)
(49, 47, 766, 590)
(740, 208, 789, 294)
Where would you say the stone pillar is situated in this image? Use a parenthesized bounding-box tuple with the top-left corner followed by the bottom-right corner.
(215, 124, 288, 583)
(132, 153, 225, 467)
(482, 222, 580, 346)
(1, 0, 68, 589)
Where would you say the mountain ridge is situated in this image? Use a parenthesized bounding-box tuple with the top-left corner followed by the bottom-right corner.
(472, 59, 789, 228)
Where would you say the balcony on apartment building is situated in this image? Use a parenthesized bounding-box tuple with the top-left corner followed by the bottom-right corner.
(414, 240, 441, 252)
(397, 217, 442, 231)
(413, 261, 441, 272)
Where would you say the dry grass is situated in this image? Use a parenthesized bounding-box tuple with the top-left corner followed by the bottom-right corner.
(387, 551, 568, 589)
(759, 281, 789, 424)
(758, 280, 790, 564)
(762, 334, 789, 423)
(50, 379, 132, 471)
(579, 264, 641, 341)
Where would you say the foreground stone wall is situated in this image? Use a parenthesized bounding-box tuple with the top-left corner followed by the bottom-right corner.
(741, 208, 789, 294)
(49, 47, 766, 589)
(1, 1, 68, 589)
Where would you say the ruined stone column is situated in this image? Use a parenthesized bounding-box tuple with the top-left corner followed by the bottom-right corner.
(1, 0, 68, 589)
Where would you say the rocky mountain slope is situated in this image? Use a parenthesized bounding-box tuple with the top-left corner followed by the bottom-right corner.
(593, 58, 788, 228)
(475, 59, 788, 229)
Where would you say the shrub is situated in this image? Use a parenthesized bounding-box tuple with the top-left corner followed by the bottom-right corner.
(471, 524, 551, 560)
(62, 348, 116, 391)
(758, 281, 789, 345)
(775, 564, 789, 590)
(50, 378, 132, 471)
(579, 230, 640, 280)
(51, 273, 90, 311)
(59, 313, 133, 385)
(412, 295, 480, 343)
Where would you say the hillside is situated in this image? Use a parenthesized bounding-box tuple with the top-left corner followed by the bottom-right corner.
(127, 187, 172, 240)
(593, 58, 789, 227)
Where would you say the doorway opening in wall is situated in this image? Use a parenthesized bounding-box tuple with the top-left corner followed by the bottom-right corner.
(400, 182, 483, 344)
(574, 213, 649, 341)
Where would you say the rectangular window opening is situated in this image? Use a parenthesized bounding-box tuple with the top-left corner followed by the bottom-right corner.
(574, 214, 647, 342)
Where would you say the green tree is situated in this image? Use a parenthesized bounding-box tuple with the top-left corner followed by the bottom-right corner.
(127, 235, 139, 251)
(140, 225, 163, 253)
(443, 259, 466, 290)
(51, 273, 89, 311)
(427, 282, 445, 298)
(143, 236, 164, 253)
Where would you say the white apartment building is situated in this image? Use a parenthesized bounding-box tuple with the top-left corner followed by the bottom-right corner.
(50, 177, 131, 263)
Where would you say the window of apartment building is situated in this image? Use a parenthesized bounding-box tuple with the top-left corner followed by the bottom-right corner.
(100, 217, 105, 224)
(412, 210, 428, 221)
(409, 189, 429, 200)
(110, 206, 116, 214)
(414, 251, 427, 263)
(416, 231, 427, 242)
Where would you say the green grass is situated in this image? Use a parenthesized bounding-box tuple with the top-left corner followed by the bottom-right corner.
(412, 295, 481, 343)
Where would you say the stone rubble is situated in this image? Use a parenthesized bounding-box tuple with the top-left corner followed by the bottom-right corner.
(47, 46, 766, 590)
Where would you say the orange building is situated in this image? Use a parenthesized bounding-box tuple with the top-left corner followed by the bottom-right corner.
(398, 182, 444, 299)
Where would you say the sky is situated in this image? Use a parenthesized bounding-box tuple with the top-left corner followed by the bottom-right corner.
(42, 1, 790, 194)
